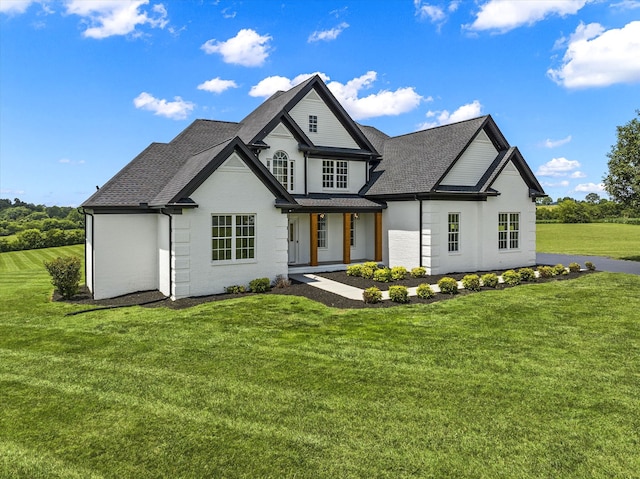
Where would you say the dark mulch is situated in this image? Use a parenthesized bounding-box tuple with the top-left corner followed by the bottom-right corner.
(57, 267, 592, 312)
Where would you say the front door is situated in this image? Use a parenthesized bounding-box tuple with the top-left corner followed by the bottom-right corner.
(288, 218, 298, 264)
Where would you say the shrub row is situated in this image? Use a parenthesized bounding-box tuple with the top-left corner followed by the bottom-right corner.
(0, 228, 84, 252)
(346, 262, 427, 282)
(225, 275, 291, 295)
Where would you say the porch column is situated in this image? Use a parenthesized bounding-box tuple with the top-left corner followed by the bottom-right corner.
(342, 213, 351, 265)
(374, 212, 383, 262)
(310, 213, 318, 266)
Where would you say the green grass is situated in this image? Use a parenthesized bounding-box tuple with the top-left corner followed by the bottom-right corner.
(1, 246, 640, 478)
(537, 223, 640, 261)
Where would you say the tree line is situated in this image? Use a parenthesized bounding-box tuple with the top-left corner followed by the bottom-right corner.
(536, 194, 639, 224)
(0, 198, 85, 252)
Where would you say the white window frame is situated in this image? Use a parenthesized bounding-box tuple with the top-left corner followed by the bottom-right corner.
(212, 214, 256, 263)
(322, 159, 348, 190)
(317, 215, 328, 249)
(448, 212, 460, 253)
(267, 151, 294, 192)
(498, 212, 520, 250)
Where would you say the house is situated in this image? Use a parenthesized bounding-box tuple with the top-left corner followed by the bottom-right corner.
(82, 75, 545, 300)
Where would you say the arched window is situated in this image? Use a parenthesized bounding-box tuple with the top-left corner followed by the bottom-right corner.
(270, 151, 294, 192)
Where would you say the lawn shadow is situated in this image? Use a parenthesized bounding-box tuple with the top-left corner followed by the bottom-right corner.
(620, 255, 640, 262)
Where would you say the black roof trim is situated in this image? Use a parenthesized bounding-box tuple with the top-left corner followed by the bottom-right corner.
(298, 144, 378, 160)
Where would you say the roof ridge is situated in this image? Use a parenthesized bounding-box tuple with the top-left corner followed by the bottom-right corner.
(390, 115, 488, 140)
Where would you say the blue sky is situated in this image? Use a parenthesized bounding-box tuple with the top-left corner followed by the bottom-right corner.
(1, 0, 639, 207)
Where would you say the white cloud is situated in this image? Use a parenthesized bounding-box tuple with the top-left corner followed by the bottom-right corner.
(197, 77, 238, 94)
(536, 157, 581, 177)
(420, 100, 483, 129)
(59, 158, 85, 165)
(541, 180, 570, 188)
(414, 1, 445, 22)
(308, 22, 349, 42)
(570, 170, 587, 178)
(133, 92, 194, 120)
(201, 29, 271, 67)
(548, 21, 640, 88)
(250, 71, 423, 120)
(575, 182, 605, 193)
(0, 0, 39, 14)
(467, 0, 587, 33)
(542, 135, 572, 148)
(611, 0, 640, 9)
(65, 0, 168, 39)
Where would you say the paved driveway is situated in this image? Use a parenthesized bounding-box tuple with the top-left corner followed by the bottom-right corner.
(537, 253, 640, 275)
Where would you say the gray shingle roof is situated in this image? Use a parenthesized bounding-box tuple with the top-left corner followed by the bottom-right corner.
(292, 194, 385, 211)
(362, 116, 490, 197)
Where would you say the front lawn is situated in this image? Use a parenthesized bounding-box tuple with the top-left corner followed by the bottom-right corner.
(1, 246, 639, 478)
(537, 223, 640, 261)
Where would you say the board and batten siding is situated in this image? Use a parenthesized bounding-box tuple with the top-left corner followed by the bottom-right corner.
(174, 152, 288, 299)
(289, 89, 360, 149)
(440, 129, 498, 186)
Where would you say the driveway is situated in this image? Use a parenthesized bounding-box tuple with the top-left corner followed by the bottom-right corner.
(537, 253, 640, 275)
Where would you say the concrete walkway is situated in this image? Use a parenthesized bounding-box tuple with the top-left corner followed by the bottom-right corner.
(537, 253, 640, 275)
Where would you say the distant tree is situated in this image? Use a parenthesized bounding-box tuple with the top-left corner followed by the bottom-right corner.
(556, 199, 591, 223)
(603, 110, 640, 211)
(584, 193, 600, 204)
(0, 206, 31, 220)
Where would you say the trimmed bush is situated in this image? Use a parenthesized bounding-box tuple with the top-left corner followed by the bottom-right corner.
(361, 266, 375, 279)
(363, 286, 382, 304)
(225, 285, 246, 294)
(373, 267, 393, 282)
(537, 266, 554, 278)
(389, 285, 409, 303)
(568, 262, 581, 273)
(43, 256, 81, 299)
(481, 273, 499, 288)
(585, 261, 596, 271)
(553, 264, 566, 276)
(249, 277, 270, 293)
(518, 268, 536, 282)
(346, 264, 363, 277)
(416, 283, 435, 299)
(462, 274, 481, 291)
(438, 277, 459, 295)
(410, 266, 426, 278)
(390, 266, 408, 281)
(363, 262, 380, 270)
(502, 269, 521, 285)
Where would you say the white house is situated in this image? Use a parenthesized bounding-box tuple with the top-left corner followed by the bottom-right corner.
(82, 75, 545, 300)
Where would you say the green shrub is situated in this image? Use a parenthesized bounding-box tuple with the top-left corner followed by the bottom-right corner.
(462, 274, 481, 291)
(17, 228, 45, 250)
(361, 266, 375, 279)
(585, 261, 596, 271)
(373, 267, 393, 282)
(363, 286, 382, 304)
(438, 277, 459, 295)
(537, 266, 554, 278)
(568, 262, 581, 273)
(249, 277, 270, 293)
(363, 262, 379, 270)
(518, 268, 536, 282)
(390, 266, 408, 281)
(346, 264, 363, 277)
(225, 285, 246, 294)
(410, 266, 426, 278)
(502, 269, 521, 285)
(389, 285, 409, 303)
(416, 283, 435, 299)
(43, 256, 81, 299)
(481, 273, 499, 288)
(553, 264, 566, 276)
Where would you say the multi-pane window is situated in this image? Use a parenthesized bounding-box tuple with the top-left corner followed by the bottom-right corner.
(350, 214, 356, 247)
(309, 115, 318, 133)
(498, 213, 519, 250)
(448, 213, 460, 252)
(212, 214, 255, 261)
(268, 151, 294, 192)
(322, 160, 348, 189)
(317, 215, 327, 248)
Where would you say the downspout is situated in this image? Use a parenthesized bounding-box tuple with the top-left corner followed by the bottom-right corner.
(161, 209, 173, 299)
(304, 152, 308, 195)
(418, 198, 423, 268)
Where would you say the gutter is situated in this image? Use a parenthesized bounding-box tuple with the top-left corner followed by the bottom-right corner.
(160, 209, 173, 299)
(419, 199, 423, 268)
